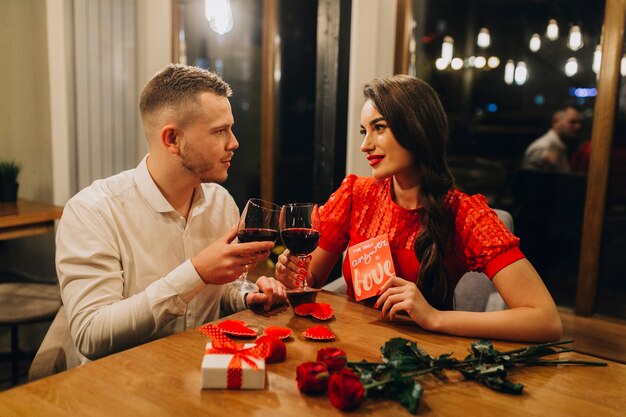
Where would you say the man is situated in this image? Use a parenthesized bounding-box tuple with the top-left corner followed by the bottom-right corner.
(522, 105, 583, 172)
(56, 64, 285, 361)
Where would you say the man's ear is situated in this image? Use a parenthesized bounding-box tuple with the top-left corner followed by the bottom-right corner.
(160, 124, 181, 155)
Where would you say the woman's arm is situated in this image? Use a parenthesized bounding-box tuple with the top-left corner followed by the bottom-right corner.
(376, 259, 563, 342)
(275, 247, 342, 289)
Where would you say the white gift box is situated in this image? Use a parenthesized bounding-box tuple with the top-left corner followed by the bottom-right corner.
(201, 342, 266, 390)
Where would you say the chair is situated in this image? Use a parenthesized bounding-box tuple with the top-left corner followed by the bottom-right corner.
(321, 277, 347, 293)
(452, 209, 511, 312)
(0, 281, 61, 385)
(27, 305, 82, 382)
(322, 209, 513, 313)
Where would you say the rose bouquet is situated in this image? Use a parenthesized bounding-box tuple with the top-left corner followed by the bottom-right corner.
(296, 339, 605, 414)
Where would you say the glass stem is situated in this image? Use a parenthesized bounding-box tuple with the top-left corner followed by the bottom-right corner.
(299, 256, 308, 291)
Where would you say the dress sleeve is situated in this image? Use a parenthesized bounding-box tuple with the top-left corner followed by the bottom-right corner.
(318, 174, 357, 253)
(452, 193, 524, 278)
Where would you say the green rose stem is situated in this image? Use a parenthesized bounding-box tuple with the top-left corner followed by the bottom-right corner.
(517, 360, 607, 366)
(499, 339, 574, 354)
(347, 339, 606, 390)
(343, 339, 606, 414)
(361, 378, 392, 390)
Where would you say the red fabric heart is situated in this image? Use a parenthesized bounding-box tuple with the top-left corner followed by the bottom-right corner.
(217, 319, 257, 337)
(294, 303, 334, 321)
(255, 335, 287, 363)
(302, 325, 335, 340)
(263, 326, 292, 340)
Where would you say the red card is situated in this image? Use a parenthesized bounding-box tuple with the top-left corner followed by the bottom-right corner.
(347, 234, 396, 301)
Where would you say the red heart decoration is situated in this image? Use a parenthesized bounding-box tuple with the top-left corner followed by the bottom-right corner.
(302, 325, 335, 340)
(221, 319, 246, 325)
(263, 326, 292, 340)
(255, 335, 287, 363)
(216, 319, 257, 337)
(294, 303, 334, 321)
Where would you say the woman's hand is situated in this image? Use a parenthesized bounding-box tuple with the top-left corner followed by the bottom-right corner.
(274, 249, 312, 289)
(374, 277, 440, 330)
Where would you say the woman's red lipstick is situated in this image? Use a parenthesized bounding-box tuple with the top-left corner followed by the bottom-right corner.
(367, 154, 384, 166)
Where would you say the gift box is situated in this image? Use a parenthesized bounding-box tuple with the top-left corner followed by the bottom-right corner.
(201, 342, 266, 390)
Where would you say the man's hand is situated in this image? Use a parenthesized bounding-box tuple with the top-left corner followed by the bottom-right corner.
(191, 225, 274, 285)
(245, 276, 287, 311)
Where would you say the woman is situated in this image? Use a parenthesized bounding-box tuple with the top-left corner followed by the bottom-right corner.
(276, 75, 562, 343)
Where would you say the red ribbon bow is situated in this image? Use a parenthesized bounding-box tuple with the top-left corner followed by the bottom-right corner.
(200, 324, 270, 389)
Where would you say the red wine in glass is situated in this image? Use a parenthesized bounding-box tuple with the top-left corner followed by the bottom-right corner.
(279, 228, 320, 255)
(279, 203, 320, 291)
(237, 228, 279, 243)
(232, 199, 280, 293)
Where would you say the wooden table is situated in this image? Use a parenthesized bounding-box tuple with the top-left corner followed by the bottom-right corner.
(0, 200, 63, 241)
(0, 291, 624, 416)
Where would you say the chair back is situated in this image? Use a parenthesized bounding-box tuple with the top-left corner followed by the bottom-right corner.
(452, 209, 511, 312)
(28, 305, 82, 381)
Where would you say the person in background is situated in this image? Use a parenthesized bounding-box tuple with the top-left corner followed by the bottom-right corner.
(571, 120, 626, 205)
(522, 105, 583, 172)
(275, 75, 562, 343)
(56, 64, 285, 361)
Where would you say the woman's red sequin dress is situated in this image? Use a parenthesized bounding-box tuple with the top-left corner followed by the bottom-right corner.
(319, 175, 525, 299)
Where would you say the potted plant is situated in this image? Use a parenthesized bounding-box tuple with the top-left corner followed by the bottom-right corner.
(0, 159, 21, 202)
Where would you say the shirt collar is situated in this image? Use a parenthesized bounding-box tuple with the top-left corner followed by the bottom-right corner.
(133, 155, 175, 213)
(133, 155, 208, 215)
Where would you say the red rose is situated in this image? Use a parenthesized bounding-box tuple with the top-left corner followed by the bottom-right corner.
(328, 369, 365, 411)
(316, 347, 347, 373)
(255, 335, 287, 364)
(296, 361, 328, 394)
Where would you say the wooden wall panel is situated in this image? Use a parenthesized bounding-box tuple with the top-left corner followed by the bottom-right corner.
(394, 0, 412, 75)
(576, 0, 626, 315)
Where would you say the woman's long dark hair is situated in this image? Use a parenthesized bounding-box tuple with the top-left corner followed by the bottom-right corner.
(364, 75, 456, 310)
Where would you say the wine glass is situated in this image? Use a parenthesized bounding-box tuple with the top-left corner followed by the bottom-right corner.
(279, 203, 321, 291)
(232, 198, 280, 293)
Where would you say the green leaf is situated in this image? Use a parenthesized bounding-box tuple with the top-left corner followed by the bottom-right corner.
(470, 339, 500, 362)
(387, 356, 429, 371)
(460, 363, 524, 395)
(381, 338, 413, 358)
(408, 340, 431, 359)
(398, 381, 423, 414)
(473, 364, 510, 380)
(378, 376, 422, 414)
(432, 352, 458, 368)
(479, 376, 524, 395)
(381, 338, 433, 371)
(357, 369, 375, 385)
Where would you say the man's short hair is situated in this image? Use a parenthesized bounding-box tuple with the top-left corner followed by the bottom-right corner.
(139, 64, 232, 125)
(553, 103, 582, 119)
